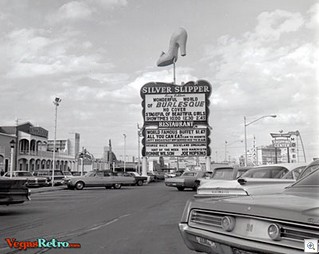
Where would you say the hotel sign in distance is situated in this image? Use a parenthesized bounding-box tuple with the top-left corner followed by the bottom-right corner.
(140, 80, 212, 157)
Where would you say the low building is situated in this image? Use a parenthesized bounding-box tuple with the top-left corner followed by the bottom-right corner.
(0, 122, 79, 174)
(257, 145, 282, 165)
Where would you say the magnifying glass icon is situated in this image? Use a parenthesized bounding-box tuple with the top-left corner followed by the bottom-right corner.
(307, 242, 315, 250)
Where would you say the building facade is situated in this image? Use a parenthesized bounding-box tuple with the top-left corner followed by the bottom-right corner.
(0, 122, 79, 173)
(257, 145, 282, 165)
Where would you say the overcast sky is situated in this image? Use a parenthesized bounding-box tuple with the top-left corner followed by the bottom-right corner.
(0, 0, 318, 163)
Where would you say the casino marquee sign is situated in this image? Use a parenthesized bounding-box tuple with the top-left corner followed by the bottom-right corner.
(140, 80, 212, 157)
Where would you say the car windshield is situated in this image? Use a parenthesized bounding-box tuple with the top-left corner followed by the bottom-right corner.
(211, 168, 234, 180)
(85, 171, 97, 177)
(240, 166, 288, 179)
(281, 166, 307, 179)
(298, 161, 319, 180)
(17, 172, 32, 177)
(182, 172, 197, 177)
(291, 168, 319, 187)
(236, 168, 250, 178)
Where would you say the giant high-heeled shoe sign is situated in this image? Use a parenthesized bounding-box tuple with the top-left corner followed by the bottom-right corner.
(156, 27, 188, 67)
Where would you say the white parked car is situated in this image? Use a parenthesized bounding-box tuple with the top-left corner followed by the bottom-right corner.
(195, 166, 250, 187)
(195, 163, 308, 198)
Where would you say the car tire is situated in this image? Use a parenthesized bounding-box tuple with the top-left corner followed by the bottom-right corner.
(75, 181, 84, 190)
(136, 180, 143, 186)
(113, 183, 121, 189)
(177, 187, 185, 191)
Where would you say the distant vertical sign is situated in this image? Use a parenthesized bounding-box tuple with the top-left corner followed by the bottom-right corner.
(140, 80, 212, 157)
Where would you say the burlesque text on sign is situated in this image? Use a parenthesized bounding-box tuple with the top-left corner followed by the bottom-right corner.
(140, 80, 212, 157)
(144, 93, 206, 123)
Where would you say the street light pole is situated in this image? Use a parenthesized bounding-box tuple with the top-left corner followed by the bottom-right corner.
(244, 114, 276, 166)
(137, 124, 142, 175)
(123, 134, 126, 173)
(52, 97, 61, 187)
(224, 141, 228, 162)
(10, 140, 15, 178)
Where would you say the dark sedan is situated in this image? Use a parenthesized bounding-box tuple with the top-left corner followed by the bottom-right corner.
(3, 171, 48, 187)
(0, 177, 30, 205)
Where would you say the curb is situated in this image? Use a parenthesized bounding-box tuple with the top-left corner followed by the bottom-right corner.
(29, 186, 66, 194)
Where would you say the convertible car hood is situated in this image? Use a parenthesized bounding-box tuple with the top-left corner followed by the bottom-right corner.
(189, 191, 319, 224)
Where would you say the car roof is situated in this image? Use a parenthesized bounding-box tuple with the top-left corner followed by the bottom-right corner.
(252, 162, 308, 171)
(304, 159, 319, 167)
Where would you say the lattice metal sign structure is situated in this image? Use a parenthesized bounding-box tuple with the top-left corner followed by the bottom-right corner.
(140, 80, 212, 157)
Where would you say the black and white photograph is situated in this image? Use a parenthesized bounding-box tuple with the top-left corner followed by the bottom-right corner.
(0, 0, 318, 253)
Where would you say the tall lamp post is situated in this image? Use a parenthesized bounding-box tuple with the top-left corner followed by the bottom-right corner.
(10, 140, 16, 178)
(52, 97, 62, 187)
(244, 115, 276, 166)
(123, 134, 126, 173)
(137, 124, 142, 175)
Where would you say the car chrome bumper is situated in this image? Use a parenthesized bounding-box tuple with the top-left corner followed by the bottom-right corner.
(178, 223, 303, 254)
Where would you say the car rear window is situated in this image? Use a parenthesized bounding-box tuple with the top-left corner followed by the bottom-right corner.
(183, 172, 197, 177)
(17, 172, 33, 177)
(241, 166, 288, 179)
(212, 168, 234, 180)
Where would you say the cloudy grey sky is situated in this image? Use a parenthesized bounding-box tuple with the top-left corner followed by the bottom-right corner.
(0, 0, 318, 162)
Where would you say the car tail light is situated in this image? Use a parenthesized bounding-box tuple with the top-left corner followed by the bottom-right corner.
(268, 223, 282, 240)
(221, 216, 236, 232)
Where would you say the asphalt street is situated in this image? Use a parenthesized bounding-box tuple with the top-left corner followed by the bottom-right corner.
(1, 182, 197, 254)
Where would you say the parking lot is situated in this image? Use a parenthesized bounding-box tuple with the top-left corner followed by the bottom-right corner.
(1, 182, 196, 254)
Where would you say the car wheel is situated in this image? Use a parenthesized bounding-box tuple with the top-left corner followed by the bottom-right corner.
(177, 187, 185, 191)
(75, 181, 84, 190)
(113, 183, 121, 189)
(136, 180, 143, 186)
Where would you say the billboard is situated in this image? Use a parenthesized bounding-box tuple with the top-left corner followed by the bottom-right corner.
(140, 80, 212, 157)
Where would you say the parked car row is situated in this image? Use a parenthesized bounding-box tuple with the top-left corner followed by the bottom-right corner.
(178, 160, 319, 254)
(0, 169, 164, 205)
(165, 166, 251, 191)
(195, 162, 308, 198)
(66, 170, 167, 190)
